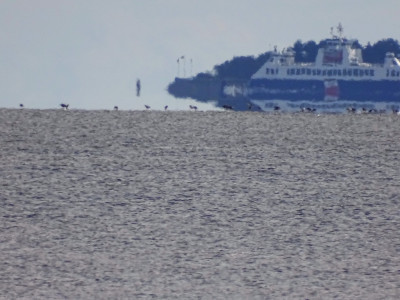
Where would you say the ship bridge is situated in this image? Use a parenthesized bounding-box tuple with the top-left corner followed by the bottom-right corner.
(315, 38, 364, 67)
(267, 49, 295, 66)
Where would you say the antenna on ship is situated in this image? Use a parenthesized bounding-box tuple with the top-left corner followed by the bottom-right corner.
(337, 23, 343, 38)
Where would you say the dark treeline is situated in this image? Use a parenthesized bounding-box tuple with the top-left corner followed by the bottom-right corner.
(363, 39, 400, 64)
(200, 38, 400, 80)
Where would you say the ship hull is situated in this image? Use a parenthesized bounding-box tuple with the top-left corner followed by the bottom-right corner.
(248, 78, 400, 102)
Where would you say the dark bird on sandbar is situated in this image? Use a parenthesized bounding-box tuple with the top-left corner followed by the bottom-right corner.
(144, 105, 150, 110)
(347, 107, 356, 113)
(60, 103, 69, 110)
(114, 106, 118, 111)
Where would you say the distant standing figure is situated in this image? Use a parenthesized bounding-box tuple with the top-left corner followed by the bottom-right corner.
(19, 104, 24, 108)
(114, 106, 118, 111)
(136, 79, 141, 97)
(164, 105, 168, 111)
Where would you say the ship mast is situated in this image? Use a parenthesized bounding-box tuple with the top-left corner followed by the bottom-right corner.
(330, 23, 344, 39)
(337, 23, 343, 39)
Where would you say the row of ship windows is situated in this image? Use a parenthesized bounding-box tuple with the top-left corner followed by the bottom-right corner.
(265, 68, 400, 77)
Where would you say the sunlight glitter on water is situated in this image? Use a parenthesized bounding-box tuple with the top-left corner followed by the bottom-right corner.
(1, 109, 399, 298)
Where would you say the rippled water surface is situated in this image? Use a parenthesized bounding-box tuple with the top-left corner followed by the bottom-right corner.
(1, 108, 400, 299)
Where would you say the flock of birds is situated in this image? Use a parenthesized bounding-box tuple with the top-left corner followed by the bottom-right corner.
(16, 102, 400, 114)
(18, 103, 189, 111)
(346, 106, 400, 114)
(117, 104, 198, 111)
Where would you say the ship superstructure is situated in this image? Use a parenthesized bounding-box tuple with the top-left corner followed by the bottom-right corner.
(247, 25, 400, 111)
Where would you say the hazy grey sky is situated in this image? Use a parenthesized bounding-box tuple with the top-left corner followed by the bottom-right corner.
(1, 0, 399, 110)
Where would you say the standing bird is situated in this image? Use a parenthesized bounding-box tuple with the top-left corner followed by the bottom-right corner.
(164, 105, 168, 111)
(144, 105, 150, 110)
(19, 104, 24, 108)
(60, 103, 69, 110)
(114, 106, 118, 111)
(347, 107, 356, 113)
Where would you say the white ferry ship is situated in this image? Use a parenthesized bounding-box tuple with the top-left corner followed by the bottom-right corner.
(247, 24, 400, 112)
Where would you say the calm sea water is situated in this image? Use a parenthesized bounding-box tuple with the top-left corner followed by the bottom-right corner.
(1, 108, 399, 299)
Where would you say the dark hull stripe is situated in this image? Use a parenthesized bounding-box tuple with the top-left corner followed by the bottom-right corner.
(248, 79, 400, 102)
